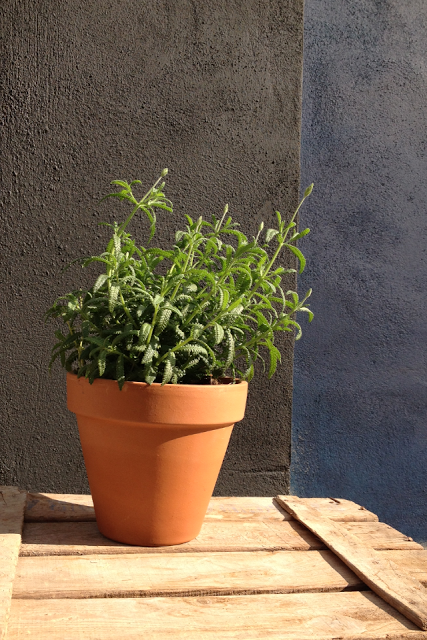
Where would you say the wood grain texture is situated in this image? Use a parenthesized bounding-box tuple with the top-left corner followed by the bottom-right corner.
(9, 493, 427, 639)
(381, 551, 427, 584)
(13, 549, 427, 601)
(343, 521, 423, 550)
(277, 495, 427, 631)
(0, 487, 26, 640)
(24, 494, 379, 523)
(19, 518, 420, 557)
(13, 549, 363, 599)
(8, 592, 427, 639)
(23, 495, 290, 523)
(25, 493, 96, 522)
(284, 497, 379, 522)
(19, 519, 324, 556)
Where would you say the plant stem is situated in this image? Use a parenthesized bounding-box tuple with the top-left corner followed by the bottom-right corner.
(118, 174, 164, 237)
(119, 290, 137, 328)
(146, 306, 159, 345)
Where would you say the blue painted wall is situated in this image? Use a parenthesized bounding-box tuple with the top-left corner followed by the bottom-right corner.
(293, 0, 427, 540)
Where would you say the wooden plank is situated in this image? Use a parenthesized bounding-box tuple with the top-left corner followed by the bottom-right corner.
(13, 549, 427, 600)
(19, 520, 324, 556)
(286, 497, 379, 522)
(13, 549, 363, 599)
(24, 493, 379, 523)
(277, 495, 427, 631)
(207, 497, 292, 520)
(0, 487, 26, 640)
(343, 521, 423, 550)
(19, 517, 419, 557)
(8, 592, 427, 639)
(24, 494, 291, 523)
(381, 551, 427, 585)
(25, 493, 96, 522)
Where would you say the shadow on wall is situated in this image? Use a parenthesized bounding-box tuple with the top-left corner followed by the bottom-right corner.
(292, 0, 427, 540)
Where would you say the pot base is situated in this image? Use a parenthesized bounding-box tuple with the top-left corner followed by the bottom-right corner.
(78, 416, 234, 546)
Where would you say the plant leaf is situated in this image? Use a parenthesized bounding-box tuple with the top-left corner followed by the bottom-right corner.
(285, 244, 306, 273)
(98, 350, 107, 376)
(109, 284, 120, 313)
(93, 274, 108, 292)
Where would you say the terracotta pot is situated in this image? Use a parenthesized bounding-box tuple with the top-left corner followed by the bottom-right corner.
(67, 373, 248, 546)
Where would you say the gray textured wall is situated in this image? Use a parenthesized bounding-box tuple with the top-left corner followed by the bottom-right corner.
(0, 1, 304, 494)
(293, 0, 427, 539)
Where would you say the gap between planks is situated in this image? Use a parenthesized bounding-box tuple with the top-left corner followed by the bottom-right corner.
(12, 549, 427, 600)
(19, 517, 422, 558)
(276, 495, 427, 632)
(24, 493, 379, 523)
(8, 492, 427, 639)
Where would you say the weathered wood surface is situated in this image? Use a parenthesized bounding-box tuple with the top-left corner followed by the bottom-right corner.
(13, 549, 362, 599)
(20, 519, 324, 556)
(343, 521, 422, 549)
(8, 592, 427, 639)
(24, 493, 379, 523)
(15, 547, 427, 601)
(20, 518, 421, 557)
(13, 549, 427, 600)
(7, 491, 426, 639)
(0, 487, 26, 640)
(277, 495, 427, 631)
(25, 493, 96, 522)
(383, 551, 427, 584)
(296, 497, 379, 522)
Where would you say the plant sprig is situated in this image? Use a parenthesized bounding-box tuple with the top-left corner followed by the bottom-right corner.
(46, 171, 313, 388)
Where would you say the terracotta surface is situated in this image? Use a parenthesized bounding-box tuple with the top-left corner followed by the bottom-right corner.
(67, 374, 248, 546)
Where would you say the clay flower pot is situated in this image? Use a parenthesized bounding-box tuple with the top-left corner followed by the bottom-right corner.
(67, 373, 248, 546)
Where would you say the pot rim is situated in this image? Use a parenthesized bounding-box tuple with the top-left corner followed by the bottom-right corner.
(67, 372, 248, 425)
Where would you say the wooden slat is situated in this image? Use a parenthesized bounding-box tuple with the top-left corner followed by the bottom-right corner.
(25, 493, 96, 522)
(19, 517, 420, 557)
(381, 551, 427, 584)
(13, 549, 363, 599)
(286, 497, 379, 522)
(8, 592, 427, 639)
(24, 493, 379, 523)
(343, 521, 422, 550)
(0, 487, 26, 640)
(19, 519, 324, 556)
(277, 495, 427, 631)
(207, 497, 291, 520)
(24, 494, 291, 523)
(13, 549, 427, 601)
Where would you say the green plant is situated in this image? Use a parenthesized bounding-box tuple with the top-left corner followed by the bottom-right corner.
(46, 170, 313, 388)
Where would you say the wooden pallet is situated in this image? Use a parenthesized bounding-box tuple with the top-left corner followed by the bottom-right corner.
(1, 486, 427, 639)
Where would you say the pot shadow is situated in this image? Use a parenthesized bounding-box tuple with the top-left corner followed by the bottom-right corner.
(25, 492, 96, 522)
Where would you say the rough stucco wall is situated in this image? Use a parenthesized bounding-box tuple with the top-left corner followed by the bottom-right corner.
(0, 1, 304, 495)
(293, 1, 427, 539)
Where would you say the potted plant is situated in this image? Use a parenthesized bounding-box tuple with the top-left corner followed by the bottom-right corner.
(46, 170, 313, 546)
